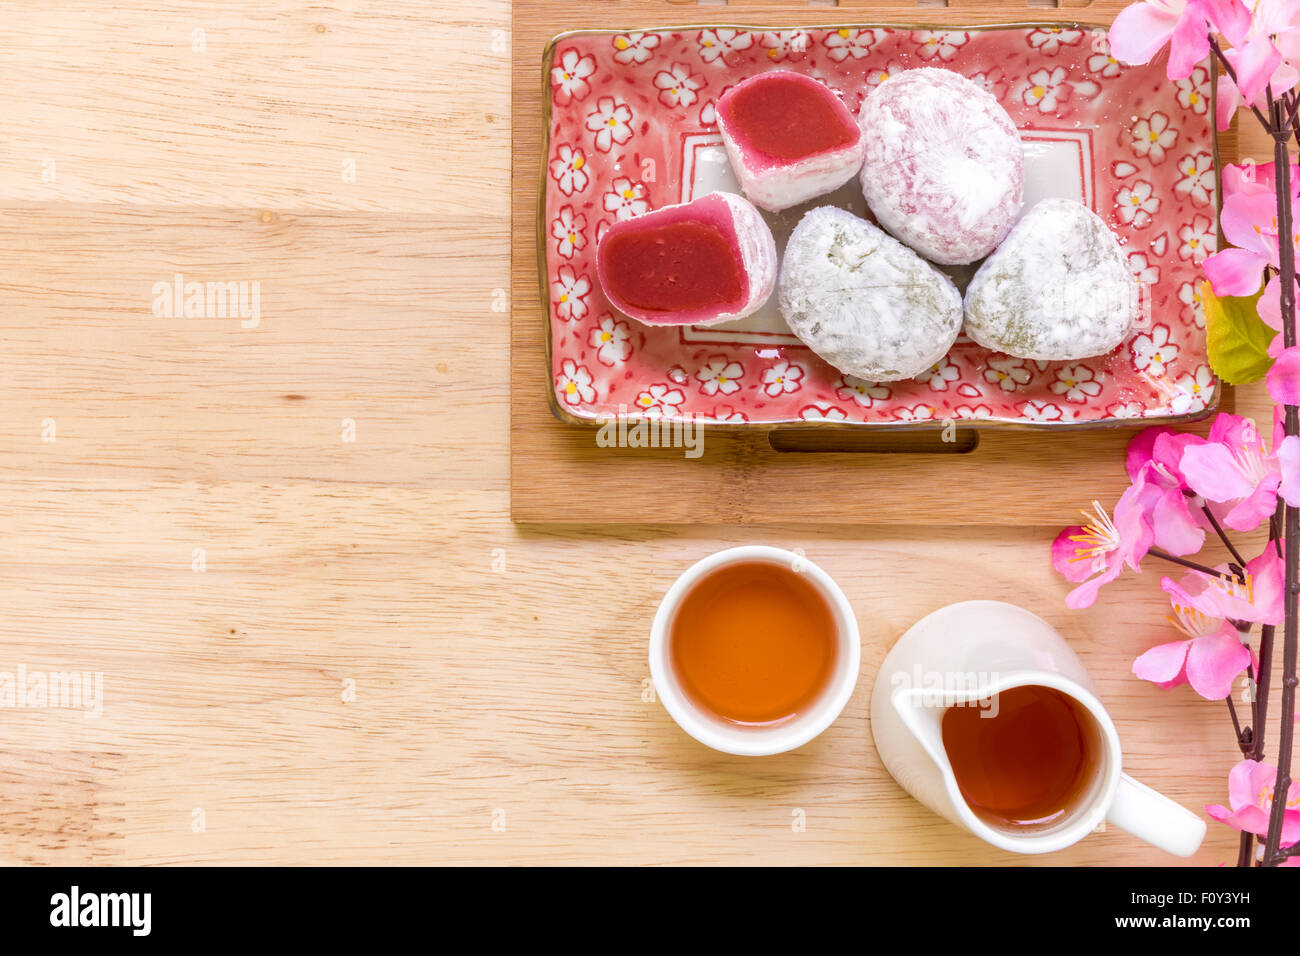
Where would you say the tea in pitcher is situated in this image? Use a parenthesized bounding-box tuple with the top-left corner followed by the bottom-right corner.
(941, 684, 1099, 829)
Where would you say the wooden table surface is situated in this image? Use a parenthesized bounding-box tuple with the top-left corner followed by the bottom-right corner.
(0, 0, 1263, 865)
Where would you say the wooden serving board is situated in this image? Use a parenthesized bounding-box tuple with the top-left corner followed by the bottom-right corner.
(510, 0, 1269, 525)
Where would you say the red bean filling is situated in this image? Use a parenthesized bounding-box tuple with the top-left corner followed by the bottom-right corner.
(601, 221, 744, 313)
(725, 77, 857, 161)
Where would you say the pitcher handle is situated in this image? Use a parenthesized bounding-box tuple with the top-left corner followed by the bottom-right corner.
(1106, 773, 1207, 858)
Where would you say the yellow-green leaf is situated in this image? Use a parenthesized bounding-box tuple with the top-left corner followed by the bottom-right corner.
(1204, 280, 1275, 386)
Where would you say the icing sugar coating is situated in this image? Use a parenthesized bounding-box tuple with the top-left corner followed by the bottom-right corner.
(597, 191, 777, 327)
(717, 71, 866, 212)
(858, 68, 1024, 264)
(964, 198, 1140, 361)
(778, 206, 963, 382)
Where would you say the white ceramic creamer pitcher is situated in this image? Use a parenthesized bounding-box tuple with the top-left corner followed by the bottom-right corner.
(870, 600, 1207, 856)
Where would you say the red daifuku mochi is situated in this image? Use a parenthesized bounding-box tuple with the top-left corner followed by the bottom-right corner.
(716, 70, 865, 212)
(596, 191, 777, 327)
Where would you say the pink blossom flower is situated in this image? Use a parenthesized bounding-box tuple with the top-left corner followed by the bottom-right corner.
(1109, 1, 1251, 81)
(1180, 410, 1300, 531)
(1220, 0, 1300, 105)
(1203, 160, 1300, 329)
(1133, 598, 1251, 699)
(1162, 549, 1284, 626)
(1206, 759, 1300, 846)
(1052, 493, 1155, 608)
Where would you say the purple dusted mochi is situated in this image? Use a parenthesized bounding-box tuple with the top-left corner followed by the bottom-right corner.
(858, 68, 1024, 265)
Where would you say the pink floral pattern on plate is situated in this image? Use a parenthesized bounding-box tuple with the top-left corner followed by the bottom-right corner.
(542, 24, 1219, 426)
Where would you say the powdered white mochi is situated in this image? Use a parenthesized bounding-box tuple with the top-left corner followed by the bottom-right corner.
(858, 68, 1024, 265)
(778, 206, 963, 382)
(963, 198, 1140, 361)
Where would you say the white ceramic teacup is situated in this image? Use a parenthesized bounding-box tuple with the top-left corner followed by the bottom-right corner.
(649, 545, 861, 756)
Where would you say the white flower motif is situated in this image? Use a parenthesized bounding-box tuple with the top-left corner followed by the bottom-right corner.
(918, 356, 961, 392)
(1131, 324, 1180, 377)
(551, 49, 596, 105)
(1023, 67, 1070, 113)
(759, 30, 811, 62)
(866, 61, 906, 88)
(1087, 43, 1124, 78)
(915, 30, 968, 61)
(588, 315, 632, 366)
(696, 356, 744, 396)
(603, 177, 650, 221)
(1179, 215, 1215, 262)
(1020, 400, 1066, 422)
(1180, 280, 1206, 328)
(1028, 27, 1083, 56)
(549, 144, 589, 196)
(800, 402, 848, 422)
(707, 404, 747, 424)
(556, 359, 596, 406)
(823, 28, 877, 61)
(698, 29, 753, 64)
(1129, 251, 1161, 287)
(1175, 65, 1211, 115)
(1051, 364, 1104, 403)
(966, 69, 1008, 99)
(612, 32, 660, 65)
(632, 382, 685, 419)
(653, 62, 705, 109)
(585, 97, 634, 153)
(761, 360, 805, 397)
(954, 404, 994, 420)
(551, 205, 587, 259)
(1169, 365, 1215, 414)
(984, 357, 1033, 392)
(1175, 152, 1215, 205)
(551, 265, 591, 322)
(894, 404, 935, 422)
(1131, 111, 1178, 165)
(1116, 180, 1160, 227)
(835, 375, 890, 407)
(1107, 401, 1146, 419)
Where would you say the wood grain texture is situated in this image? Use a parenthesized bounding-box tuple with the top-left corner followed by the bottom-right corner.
(0, 0, 1267, 865)
(510, 0, 1270, 525)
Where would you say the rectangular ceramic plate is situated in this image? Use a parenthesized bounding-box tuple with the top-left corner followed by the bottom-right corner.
(540, 23, 1220, 428)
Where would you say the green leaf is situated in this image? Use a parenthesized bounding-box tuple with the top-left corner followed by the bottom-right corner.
(1204, 280, 1276, 386)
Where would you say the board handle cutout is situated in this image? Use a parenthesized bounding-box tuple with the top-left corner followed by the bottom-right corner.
(767, 428, 979, 454)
